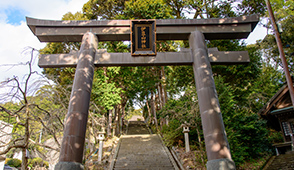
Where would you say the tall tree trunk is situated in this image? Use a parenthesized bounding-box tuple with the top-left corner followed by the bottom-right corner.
(102, 114, 106, 133)
(161, 66, 167, 106)
(22, 106, 29, 170)
(151, 92, 158, 131)
(89, 119, 95, 153)
(113, 106, 117, 125)
(146, 99, 152, 124)
(115, 105, 120, 136)
(120, 103, 126, 134)
(112, 108, 116, 137)
(22, 148, 28, 170)
(157, 84, 163, 110)
(107, 109, 112, 137)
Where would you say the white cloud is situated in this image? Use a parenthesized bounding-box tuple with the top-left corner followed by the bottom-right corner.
(21, 0, 83, 20)
(0, 0, 87, 20)
(0, 21, 43, 81)
(0, 0, 88, 83)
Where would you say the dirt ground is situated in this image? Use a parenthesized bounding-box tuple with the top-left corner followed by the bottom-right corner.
(173, 147, 206, 170)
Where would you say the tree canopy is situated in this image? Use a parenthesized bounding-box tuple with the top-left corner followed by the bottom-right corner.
(1, 0, 291, 169)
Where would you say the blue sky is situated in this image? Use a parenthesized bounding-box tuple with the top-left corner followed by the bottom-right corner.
(0, 0, 267, 85)
(5, 8, 27, 25)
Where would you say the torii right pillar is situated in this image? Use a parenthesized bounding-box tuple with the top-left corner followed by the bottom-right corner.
(189, 31, 235, 170)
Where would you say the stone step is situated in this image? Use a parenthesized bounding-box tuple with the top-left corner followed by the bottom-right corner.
(115, 157, 171, 160)
(115, 167, 175, 169)
(264, 152, 294, 170)
(126, 121, 150, 135)
(115, 160, 173, 164)
(111, 122, 177, 170)
(114, 164, 175, 167)
(115, 163, 172, 166)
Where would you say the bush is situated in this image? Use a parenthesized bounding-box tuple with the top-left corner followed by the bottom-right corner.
(161, 119, 183, 147)
(268, 130, 284, 144)
(28, 157, 49, 168)
(215, 75, 273, 166)
(5, 158, 22, 168)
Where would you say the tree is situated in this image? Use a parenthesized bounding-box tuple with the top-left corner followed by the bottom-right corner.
(236, 0, 267, 16)
(159, 85, 206, 166)
(83, 0, 127, 20)
(119, 0, 173, 19)
(0, 48, 63, 169)
(258, 0, 294, 73)
(215, 75, 272, 166)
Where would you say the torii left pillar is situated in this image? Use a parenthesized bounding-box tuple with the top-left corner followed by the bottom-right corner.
(55, 32, 98, 170)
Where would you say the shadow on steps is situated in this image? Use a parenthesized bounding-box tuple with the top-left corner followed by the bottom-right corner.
(263, 151, 294, 170)
(127, 121, 150, 135)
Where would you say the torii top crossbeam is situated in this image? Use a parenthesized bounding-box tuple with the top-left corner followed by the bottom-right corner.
(26, 15, 259, 42)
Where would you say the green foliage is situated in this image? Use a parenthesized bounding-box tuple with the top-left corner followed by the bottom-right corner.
(101, 41, 130, 53)
(165, 0, 188, 18)
(267, 130, 284, 144)
(5, 158, 22, 168)
(125, 108, 142, 120)
(215, 75, 272, 166)
(119, 66, 162, 107)
(83, 0, 173, 20)
(237, 0, 267, 16)
(210, 41, 262, 85)
(206, 1, 236, 18)
(165, 65, 194, 96)
(258, 0, 294, 73)
(159, 85, 205, 153)
(0, 102, 18, 124)
(267, 0, 294, 18)
(159, 66, 280, 166)
(225, 110, 271, 164)
(246, 61, 283, 112)
(161, 119, 182, 147)
(158, 85, 200, 123)
(83, 0, 126, 19)
(28, 157, 49, 168)
(209, 41, 268, 111)
(91, 67, 122, 112)
(82, 0, 267, 20)
(160, 72, 275, 167)
(62, 12, 88, 20)
(119, 0, 173, 19)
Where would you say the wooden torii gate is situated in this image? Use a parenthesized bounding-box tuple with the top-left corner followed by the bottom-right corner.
(27, 15, 259, 170)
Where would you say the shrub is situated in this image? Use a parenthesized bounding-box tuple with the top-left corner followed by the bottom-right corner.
(5, 158, 22, 168)
(161, 119, 183, 147)
(28, 157, 49, 168)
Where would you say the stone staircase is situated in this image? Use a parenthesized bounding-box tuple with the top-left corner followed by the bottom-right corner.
(263, 151, 294, 170)
(110, 121, 179, 170)
(126, 121, 150, 135)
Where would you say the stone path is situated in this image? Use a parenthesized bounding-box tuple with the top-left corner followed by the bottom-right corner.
(111, 121, 178, 170)
(126, 121, 150, 135)
(263, 151, 294, 170)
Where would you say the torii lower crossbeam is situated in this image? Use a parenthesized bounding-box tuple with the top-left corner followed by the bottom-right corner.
(38, 48, 249, 68)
